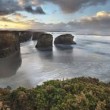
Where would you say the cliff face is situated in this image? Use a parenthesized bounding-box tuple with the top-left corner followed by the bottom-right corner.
(18, 31, 32, 43)
(0, 31, 20, 58)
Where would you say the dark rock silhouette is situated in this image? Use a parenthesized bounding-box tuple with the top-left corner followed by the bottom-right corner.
(18, 31, 32, 43)
(54, 34, 76, 45)
(35, 33, 53, 51)
(0, 31, 20, 58)
(32, 32, 45, 40)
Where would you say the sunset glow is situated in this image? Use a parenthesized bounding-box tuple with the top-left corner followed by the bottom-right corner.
(0, 0, 110, 35)
(0, 21, 30, 30)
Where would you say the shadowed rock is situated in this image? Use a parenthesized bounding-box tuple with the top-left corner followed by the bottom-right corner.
(35, 33, 53, 51)
(54, 34, 76, 45)
(0, 31, 20, 58)
(10, 31, 32, 43)
(32, 32, 45, 40)
(18, 31, 32, 43)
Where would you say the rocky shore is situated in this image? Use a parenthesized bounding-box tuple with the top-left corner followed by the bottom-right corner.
(0, 30, 76, 57)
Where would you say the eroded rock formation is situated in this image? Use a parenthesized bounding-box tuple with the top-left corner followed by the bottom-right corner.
(35, 33, 53, 51)
(0, 31, 20, 58)
(32, 32, 45, 40)
(54, 34, 76, 45)
(18, 31, 32, 43)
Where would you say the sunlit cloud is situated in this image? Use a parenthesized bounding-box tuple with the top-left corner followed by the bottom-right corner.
(0, 20, 30, 30)
(0, 11, 110, 35)
(96, 11, 110, 17)
(27, 11, 110, 35)
(0, 0, 110, 35)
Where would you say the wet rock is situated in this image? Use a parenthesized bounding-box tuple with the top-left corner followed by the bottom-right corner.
(35, 33, 53, 51)
(54, 34, 76, 45)
(32, 32, 45, 40)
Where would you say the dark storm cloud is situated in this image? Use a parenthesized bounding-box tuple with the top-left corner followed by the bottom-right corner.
(25, 6, 45, 14)
(0, 0, 108, 15)
(0, 0, 45, 15)
(44, 0, 108, 13)
(0, 0, 21, 15)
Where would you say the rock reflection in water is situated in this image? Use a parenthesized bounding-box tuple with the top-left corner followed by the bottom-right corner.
(0, 51, 22, 78)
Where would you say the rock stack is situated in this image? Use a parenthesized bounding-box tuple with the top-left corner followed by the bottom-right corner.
(0, 31, 20, 58)
(35, 33, 53, 51)
(54, 34, 76, 45)
(32, 32, 45, 40)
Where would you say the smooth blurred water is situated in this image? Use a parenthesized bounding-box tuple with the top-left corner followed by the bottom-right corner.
(0, 32, 110, 88)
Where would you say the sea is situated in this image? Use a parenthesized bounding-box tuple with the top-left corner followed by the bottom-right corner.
(0, 32, 110, 89)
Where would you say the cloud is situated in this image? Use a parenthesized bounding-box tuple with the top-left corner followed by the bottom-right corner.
(12, 13, 27, 19)
(0, 12, 28, 24)
(0, 0, 21, 15)
(66, 11, 110, 35)
(0, 17, 13, 22)
(25, 6, 45, 14)
(0, 0, 45, 15)
(76, 11, 110, 31)
(31, 11, 110, 35)
(18, 0, 43, 6)
(44, 0, 108, 13)
(0, 0, 108, 15)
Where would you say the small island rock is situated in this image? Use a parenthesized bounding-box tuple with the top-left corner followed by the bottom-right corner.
(54, 34, 76, 45)
(35, 33, 53, 51)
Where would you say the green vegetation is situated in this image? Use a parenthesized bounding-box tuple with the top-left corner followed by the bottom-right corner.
(0, 77, 110, 110)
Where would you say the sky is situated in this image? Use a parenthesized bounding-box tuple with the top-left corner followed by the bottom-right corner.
(0, 0, 110, 35)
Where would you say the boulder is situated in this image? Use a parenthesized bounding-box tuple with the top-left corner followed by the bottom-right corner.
(35, 33, 53, 51)
(54, 34, 76, 45)
(32, 32, 45, 40)
(0, 31, 20, 58)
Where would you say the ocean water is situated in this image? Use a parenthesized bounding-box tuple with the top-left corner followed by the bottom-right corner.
(0, 32, 110, 88)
